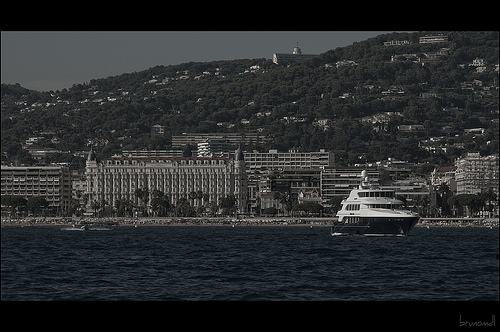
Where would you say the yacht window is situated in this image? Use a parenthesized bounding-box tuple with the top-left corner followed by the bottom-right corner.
(369, 204, 394, 209)
(345, 217, 360, 223)
(346, 204, 360, 211)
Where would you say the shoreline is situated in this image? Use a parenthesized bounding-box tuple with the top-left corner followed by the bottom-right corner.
(2, 216, 498, 228)
(1, 216, 332, 227)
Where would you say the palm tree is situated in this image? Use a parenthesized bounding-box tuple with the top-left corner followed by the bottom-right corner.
(188, 191, 198, 206)
(135, 187, 150, 216)
(26, 196, 49, 217)
(91, 200, 100, 217)
(151, 190, 170, 217)
(415, 195, 430, 217)
(437, 183, 451, 216)
(115, 199, 130, 217)
(481, 189, 497, 217)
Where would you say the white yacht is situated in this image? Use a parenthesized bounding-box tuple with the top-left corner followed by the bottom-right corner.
(332, 170, 420, 236)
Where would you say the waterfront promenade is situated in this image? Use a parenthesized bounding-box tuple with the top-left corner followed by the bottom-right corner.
(1, 216, 498, 228)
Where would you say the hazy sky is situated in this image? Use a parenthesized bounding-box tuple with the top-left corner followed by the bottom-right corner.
(1, 31, 391, 91)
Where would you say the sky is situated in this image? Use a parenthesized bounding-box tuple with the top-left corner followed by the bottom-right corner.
(1, 31, 392, 92)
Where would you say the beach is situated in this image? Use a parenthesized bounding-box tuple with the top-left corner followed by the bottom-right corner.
(1, 216, 498, 228)
(1, 216, 333, 227)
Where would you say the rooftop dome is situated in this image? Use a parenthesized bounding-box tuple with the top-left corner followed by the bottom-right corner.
(292, 43, 302, 55)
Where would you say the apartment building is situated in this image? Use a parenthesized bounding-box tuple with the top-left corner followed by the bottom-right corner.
(320, 167, 380, 201)
(171, 132, 269, 152)
(244, 149, 334, 174)
(197, 140, 232, 157)
(419, 35, 448, 44)
(1, 165, 72, 212)
(455, 153, 499, 196)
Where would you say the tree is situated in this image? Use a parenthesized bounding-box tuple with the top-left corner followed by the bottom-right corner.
(188, 191, 199, 206)
(262, 207, 278, 216)
(182, 144, 193, 157)
(326, 196, 345, 215)
(415, 195, 430, 217)
(135, 187, 150, 216)
(436, 183, 451, 217)
(26, 196, 49, 217)
(115, 198, 134, 217)
(480, 189, 497, 217)
(219, 195, 237, 216)
(448, 194, 486, 217)
(273, 192, 293, 215)
(151, 190, 170, 217)
(1, 195, 27, 218)
(174, 197, 196, 217)
(208, 201, 219, 217)
(458, 194, 485, 217)
(91, 200, 100, 217)
(292, 201, 324, 216)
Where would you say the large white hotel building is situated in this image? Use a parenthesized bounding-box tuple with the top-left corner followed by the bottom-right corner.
(85, 148, 247, 214)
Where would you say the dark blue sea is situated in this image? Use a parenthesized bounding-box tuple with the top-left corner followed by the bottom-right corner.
(1, 225, 498, 301)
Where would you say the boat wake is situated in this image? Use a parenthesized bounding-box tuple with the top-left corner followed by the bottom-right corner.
(331, 232, 349, 236)
(61, 226, 112, 231)
(61, 227, 85, 231)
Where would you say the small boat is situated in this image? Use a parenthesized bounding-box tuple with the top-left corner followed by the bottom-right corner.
(331, 170, 420, 236)
(62, 224, 111, 231)
(61, 225, 88, 231)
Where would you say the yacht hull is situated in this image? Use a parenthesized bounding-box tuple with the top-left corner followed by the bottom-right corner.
(331, 216, 419, 236)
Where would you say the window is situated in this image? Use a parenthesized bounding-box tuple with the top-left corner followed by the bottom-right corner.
(346, 204, 360, 211)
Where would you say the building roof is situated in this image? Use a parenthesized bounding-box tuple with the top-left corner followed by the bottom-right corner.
(435, 166, 457, 173)
(105, 156, 229, 162)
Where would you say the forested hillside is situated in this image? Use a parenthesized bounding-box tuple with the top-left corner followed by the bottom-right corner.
(1, 31, 498, 167)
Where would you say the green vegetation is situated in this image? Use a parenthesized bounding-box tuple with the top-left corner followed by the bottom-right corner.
(1, 31, 498, 168)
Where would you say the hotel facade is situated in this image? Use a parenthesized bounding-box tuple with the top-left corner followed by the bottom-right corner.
(85, 148, 247, 214)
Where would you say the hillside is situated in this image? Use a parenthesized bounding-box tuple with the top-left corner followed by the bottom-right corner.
(1, 31, 499, 168)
